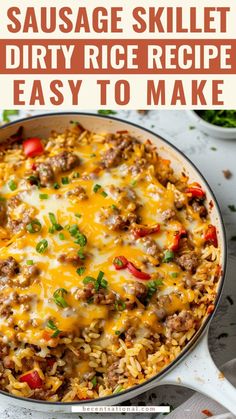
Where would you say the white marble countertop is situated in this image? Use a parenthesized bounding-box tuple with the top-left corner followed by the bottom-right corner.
(0, 109, 236, 418)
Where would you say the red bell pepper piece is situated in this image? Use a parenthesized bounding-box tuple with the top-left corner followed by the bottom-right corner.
(133, 224, 160, 239)
(23, 137, 44, 158)
(19, 370, 43, 389)
(205, 225, 218, 248)
(171, 229, 187, 251)
(113, 256, 128, 270)
(127, 262, 151, 280)
(186, 187, 206, 199)
(113, 256, 151, 280)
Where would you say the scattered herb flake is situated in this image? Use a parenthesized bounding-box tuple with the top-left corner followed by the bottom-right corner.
(53, 182, 60, 190)
(211, 147, 217, 151)
(98, 110, 117, 115)
(189, 125, 195, 130)
(26, 260, 34, 265)
(228, 205, 236, 212)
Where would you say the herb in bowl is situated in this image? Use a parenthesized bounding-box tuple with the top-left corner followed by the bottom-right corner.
(196, 110, 236, 128)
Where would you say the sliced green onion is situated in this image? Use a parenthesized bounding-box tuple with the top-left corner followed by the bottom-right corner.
(76, 266, 86, 276)
(94, 271, 108, 291)
(61, 177, 69, 185)
(59, 232, 65, 240)
(74, 233, 87, 247)
(171, 272, 179, 278)
(72, 172, 80, 178)
(83, 276, 95, 285)
(93, 184, 101, 193)
(113, 385, 124, 394)
(26, 260, 34, 265)
(162, 250, 175, 263)
(146, 279, 163, 300)
(91, 377, 97, 387)
(39, 193, 48, 200)
(26, 219, 42, 234)
(49, 212, 63, 231)
(114, 300, 126, 311)
(8, 180, 17, 191)
(36, 239, 48, 254)
(69, 224, 79, 237)
(53, 288, 68, 308)
(75, 213, 82, 218)
(47, 320, 61, 338)
(101, 191, 108, 197)
(77, 248, 86, 260)
(53, 182, 60, 190)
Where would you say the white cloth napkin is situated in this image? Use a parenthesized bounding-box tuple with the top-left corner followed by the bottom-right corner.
(167, 359, 236, 419)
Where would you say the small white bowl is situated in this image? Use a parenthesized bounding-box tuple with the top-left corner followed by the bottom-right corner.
(187, 110, 236, 140)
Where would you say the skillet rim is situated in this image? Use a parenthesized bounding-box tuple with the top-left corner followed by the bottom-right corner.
(0, 111, 227, 406)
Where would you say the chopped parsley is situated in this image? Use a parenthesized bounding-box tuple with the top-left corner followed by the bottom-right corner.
(111, 204, 117, 210)
(115, 330, 121, 335)
(93, 184, 101, 193)
(75, 213, 82, 218)
(36, 239, 48, 254)
(59, 232, 65, 240)
(131, 180, 137, 187)
(47, 320, 61, 338)
(53, 288, 68, 308)
(8, 180, 17, 191)
(90, 153, 96, 158)
(189, 125, 195, 130)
